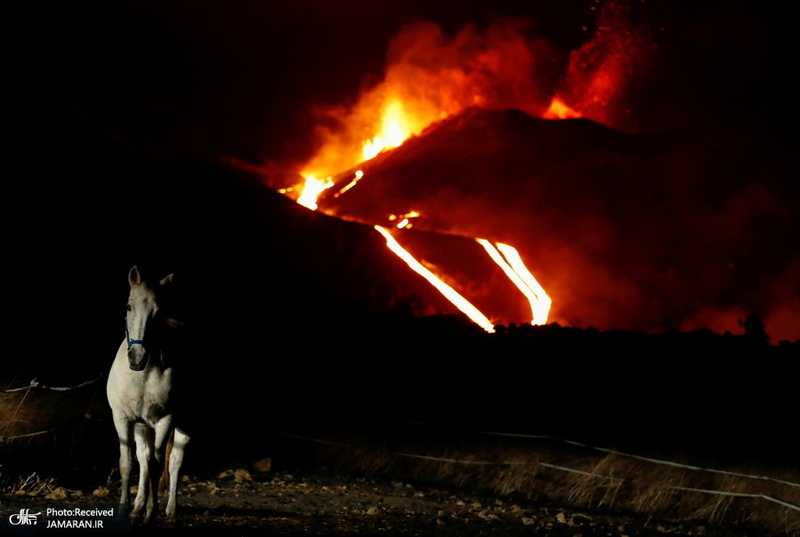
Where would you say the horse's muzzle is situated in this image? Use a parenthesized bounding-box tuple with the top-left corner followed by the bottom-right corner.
(127, 346, 149, 371)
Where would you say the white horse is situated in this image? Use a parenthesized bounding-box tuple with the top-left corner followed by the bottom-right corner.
(106, 265, 190, 525)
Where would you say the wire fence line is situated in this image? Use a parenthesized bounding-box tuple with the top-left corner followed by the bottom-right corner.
(2, 374, 104, 393)
(668, 486, 800, 511)
(3, 376, 799, 514)
(268, 426, 800, 513)
(395, 418, 800, 489)
(396, 451, 533, 466)
(1, 375, 105, 441)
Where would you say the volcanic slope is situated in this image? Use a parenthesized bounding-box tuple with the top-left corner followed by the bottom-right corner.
(315, 108, 799, 338)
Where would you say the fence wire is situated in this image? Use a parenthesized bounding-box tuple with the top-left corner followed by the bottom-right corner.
(270, 423, 800, 514)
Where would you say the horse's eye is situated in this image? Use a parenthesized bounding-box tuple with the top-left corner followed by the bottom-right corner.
(126, 304, 132, 312)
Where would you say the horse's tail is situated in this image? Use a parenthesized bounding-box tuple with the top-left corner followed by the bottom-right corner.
(159, 429, 175, 495)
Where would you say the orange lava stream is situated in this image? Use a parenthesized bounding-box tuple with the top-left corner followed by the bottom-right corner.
(375, 225, 496, 333)
(477, 239, 551, 325)
(297, 176, 334, 210)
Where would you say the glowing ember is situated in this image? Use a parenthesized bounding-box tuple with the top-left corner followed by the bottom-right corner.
(297, 175, 334, 210)
(478, 239, 551, 325)
(375, 225, 496, 333)
(388, 210, 421, 229)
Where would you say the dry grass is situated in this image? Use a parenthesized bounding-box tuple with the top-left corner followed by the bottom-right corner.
(1, 377, 110, 492)
(315, 432, 800, 535)
(3, 472, 60, 496)
(3, 379, 798, 535)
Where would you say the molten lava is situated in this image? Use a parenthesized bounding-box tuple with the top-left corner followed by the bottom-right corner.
(284, 19, 577, 331)
(362, 100, 411, 160)
(375, 226, 496, 333)
(296, 176, 333, 210)
(477, 239, 551, 326)
(292, 162, 549, 332)
(254, 6, 800, 341)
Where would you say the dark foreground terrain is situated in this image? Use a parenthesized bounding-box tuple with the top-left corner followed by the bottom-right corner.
(2, 323, 798, 536)
(1, 467, 792, 537)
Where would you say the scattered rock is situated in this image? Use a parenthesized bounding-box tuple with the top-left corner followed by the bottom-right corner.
(0, 470, 781, 536)
(45, 487, 68, 500)
(234, 468, 254, 483)
(253, 458, 272, 473)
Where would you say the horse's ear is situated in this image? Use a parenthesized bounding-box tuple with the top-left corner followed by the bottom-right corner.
(160, 274, 174, 287)
(128, 266, 142, 287)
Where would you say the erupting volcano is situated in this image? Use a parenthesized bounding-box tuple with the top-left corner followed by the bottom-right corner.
(264, 10, 637, 332)
(250, 3, 798, 341)
(270, 15, 627, 332)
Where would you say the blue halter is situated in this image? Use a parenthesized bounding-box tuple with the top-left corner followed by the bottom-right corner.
(125, 323, 145, 349)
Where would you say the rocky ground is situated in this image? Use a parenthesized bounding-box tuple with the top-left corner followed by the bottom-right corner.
(1, 468, 787, 536)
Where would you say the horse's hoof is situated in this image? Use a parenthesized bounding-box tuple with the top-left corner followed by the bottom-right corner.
(129, 513, 143, 528)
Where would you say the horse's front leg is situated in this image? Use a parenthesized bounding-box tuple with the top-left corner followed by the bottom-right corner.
(111, 415, 134, 512)
(131, 423, 154, 525)
(165, 428, 190, 523)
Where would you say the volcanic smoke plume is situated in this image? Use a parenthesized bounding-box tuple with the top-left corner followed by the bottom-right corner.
(261, 3, 799, 341)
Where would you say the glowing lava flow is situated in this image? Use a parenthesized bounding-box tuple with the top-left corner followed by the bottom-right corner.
(291, 66, 552, 331)
(297, 176, 334, 210)
(477, 239, 551, 325)
(293, 170, 550, 331)
(375, 225, 496, 333)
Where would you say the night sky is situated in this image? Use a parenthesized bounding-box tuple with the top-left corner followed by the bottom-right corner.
(11, 0, 799, 373)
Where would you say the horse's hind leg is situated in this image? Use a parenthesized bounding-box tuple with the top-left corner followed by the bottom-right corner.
(165, 428, 190, 522)
(149, 418, 173, 520)
(131, 424, 155, 525)
(158, 431, 175, 495)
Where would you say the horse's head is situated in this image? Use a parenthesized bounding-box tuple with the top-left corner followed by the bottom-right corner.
(125, 265, 174, 371)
